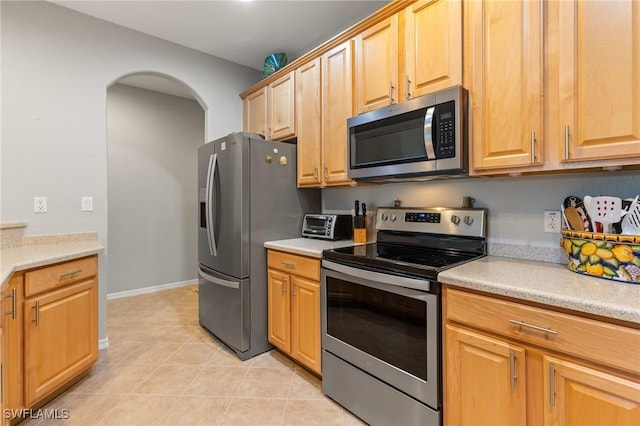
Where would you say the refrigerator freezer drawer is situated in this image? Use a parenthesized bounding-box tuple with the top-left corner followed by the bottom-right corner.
(198, 266, 250, 354)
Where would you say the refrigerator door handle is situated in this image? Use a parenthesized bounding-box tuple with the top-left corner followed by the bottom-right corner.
(198, 267, 240, 289)
(205, 153, 218, 256)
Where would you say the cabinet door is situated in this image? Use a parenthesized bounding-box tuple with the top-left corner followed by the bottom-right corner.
(291, 276, 321, 375)
(558, 0, 640, 162)
(404, 0, 462, 100)
(243, 87, 267, 137)
(2, 275, 23, 417)
(467, 0, 543, 171)
(355, 15, 399, 113)
(267, 269, 291, 353)
(445, 325, 527, 426)
(543, 356, 640, 426)
(24, 279, 97, 407)
(322, 40, 354, 186)
(296, 58, 322, 186)
(269, 71, 296, 140)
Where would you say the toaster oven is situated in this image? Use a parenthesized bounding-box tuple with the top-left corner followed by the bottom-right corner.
(302, 214, 352, 240)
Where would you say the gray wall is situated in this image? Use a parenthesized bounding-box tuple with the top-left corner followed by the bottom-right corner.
(107, 84, 203, 295)
(0, 1, 261, 342)
(324, 171, 640, 262)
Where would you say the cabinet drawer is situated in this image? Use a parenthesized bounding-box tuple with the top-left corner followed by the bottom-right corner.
(267, 250, 320, 281)
(445, 288, 640, 375)
(25, 256, 98, 298)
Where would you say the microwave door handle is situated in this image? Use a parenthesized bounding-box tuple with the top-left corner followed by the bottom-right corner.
(205, 153, 218, 256)
(424, 106, 436, 159)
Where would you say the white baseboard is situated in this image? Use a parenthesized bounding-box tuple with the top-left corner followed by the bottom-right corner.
(107, 279, 197, 300)
(98, 337, 109, 350)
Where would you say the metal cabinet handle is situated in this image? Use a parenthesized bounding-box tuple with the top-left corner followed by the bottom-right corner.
(549, 363, 556, 407)
(292, 281, 297, 297)
(564, 125, 570, 160)
(509, 350, 516, 390)
(509, 319, 558, 335)
(60, 269, 82, 279)
(3, 288, 17, 320)
(406, 75, 411, 100)
(281, 260, 295, 268)
(313, 167, 318, 180)
(530, 132, 536, 164)
(323, 166, 328, 181)
(280, 277, 287, 295)
(32, 301, 40, 326)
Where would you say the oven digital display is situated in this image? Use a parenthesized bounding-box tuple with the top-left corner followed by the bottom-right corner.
(405, 212, 441, 223)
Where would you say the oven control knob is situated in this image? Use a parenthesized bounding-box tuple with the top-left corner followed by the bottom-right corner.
(463, 215, 474, 226)
(390, 214, 397, 222)
(381, 213, 389, 221)
(450, 215, 461, 225)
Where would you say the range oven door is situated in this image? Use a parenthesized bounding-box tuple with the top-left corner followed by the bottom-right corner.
(321, 259, 440, 409)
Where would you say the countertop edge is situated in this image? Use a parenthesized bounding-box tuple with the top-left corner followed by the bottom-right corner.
(439, 257, 640, 326)
(1, 242, 104, 287)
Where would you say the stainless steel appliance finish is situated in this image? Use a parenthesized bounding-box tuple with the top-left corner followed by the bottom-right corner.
(321, 207, 487, 425)
(198, 132, 320, 360)
(302, 213, 353, 240)
(347, 86, 468, 182)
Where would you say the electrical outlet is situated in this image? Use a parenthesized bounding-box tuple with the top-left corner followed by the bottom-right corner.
(33, 196, 47, 213)
(544, 210, 561, 233)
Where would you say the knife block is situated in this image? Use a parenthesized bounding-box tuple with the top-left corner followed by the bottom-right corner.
(353, 228, 367, 244)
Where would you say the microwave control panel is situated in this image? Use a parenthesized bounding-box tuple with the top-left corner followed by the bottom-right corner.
(435, 101, 456, 159)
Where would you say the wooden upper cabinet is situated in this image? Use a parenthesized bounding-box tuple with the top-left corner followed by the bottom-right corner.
(404, 0, 462, 100)
(296, 58, 322, 186)
(467, 0, 543, 172)
(269, 70, 296, 140)
(322, 41, 354, 186)
(355, 15, 399, 114)
(243, 86, 267, 137)
(558, 0, 640, 163)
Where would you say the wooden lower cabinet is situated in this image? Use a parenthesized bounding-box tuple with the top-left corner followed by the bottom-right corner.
(1, 256, 98, 422)
(443, 286, 640, 426)
(267, 250, 321, 375)
(24, 279, 97, 406)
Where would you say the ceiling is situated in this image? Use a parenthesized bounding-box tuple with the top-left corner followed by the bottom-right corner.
(50, 0, 389, 97)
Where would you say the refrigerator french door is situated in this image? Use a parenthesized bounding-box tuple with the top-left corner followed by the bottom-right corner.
(198, 132, 319, 360)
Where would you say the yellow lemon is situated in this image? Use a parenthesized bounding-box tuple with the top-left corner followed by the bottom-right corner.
(612, 245, 634, 263)
(595, 248, 614, 260)
(580, 242, 597, 256)
(563, 239, 572, 254)
(586, 262, 604, 276)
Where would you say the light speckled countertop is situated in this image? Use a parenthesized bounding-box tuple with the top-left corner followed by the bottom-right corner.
(440, 256, 640, 325)
(264, 238, 363, 258)
(1, 240, 104, 286)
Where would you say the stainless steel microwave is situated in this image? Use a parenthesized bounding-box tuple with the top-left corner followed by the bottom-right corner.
(347, 85, 468, 182)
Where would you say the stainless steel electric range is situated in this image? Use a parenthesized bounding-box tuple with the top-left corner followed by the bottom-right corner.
(321, 206, 487, 426)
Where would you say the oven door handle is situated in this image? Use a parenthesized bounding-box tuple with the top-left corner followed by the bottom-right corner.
(322, 259, 432, 292)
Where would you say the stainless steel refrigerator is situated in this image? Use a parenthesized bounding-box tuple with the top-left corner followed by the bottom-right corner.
(198, 132, 320, 360)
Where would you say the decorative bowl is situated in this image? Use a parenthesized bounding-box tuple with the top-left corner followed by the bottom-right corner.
(561, 230, 640, 284)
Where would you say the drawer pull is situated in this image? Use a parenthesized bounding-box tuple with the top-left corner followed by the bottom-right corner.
(32, 301, 40, 326)
(60, 269, 82, 279)
(3, 288, 17, 319)
(509, 350, 516, 391)
(280, 261, 295, 268)
(509, 319, 558, 335)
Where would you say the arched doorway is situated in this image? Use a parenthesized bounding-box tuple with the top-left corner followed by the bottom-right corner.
(106, 73, 205, 299)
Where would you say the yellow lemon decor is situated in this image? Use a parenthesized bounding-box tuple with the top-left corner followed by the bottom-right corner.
(561, 230, 640, 284)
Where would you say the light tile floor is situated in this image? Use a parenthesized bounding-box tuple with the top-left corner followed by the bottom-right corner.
(22, 285, 366, 426)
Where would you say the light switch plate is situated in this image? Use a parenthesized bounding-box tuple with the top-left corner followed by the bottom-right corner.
(81, 196, 93, 212)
